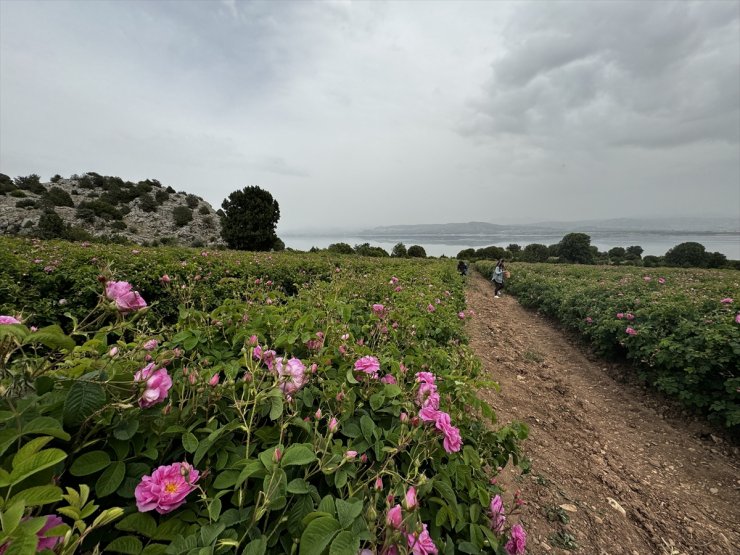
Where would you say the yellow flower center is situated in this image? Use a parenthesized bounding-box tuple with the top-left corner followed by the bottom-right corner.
(164, 482, 178, 494)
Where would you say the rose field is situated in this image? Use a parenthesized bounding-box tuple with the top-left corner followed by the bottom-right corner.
(0, 237, 529, 555)
(475, 261, 740, 430)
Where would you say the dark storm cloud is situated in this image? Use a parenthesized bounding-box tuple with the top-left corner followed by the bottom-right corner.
(462, 1, 740, 149)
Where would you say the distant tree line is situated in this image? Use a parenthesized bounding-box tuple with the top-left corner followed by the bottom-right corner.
(456, 232, 738, 270)
(306, 242, 428, 258)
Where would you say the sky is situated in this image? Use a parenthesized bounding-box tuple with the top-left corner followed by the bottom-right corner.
(1, 0, 738, 233)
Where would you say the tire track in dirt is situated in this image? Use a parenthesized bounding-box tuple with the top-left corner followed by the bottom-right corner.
(465, 271, 740, 555)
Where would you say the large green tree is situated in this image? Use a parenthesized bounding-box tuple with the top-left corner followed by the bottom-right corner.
(220, 186, 280, 251)
(557, 233, 594, 264)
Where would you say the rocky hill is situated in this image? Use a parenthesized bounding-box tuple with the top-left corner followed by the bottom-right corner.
(0, 172, 224, 246)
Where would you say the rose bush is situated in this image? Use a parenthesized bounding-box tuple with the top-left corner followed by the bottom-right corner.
(0, 238, 528, 554)
(475, 261, 740, 429)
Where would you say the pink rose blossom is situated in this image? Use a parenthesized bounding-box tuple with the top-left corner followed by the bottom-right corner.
(328, 417, 339, 433)
(505, 524, 527, 555)
(400, 412, 409, 423)
(354, 356, 380, 379)
(381, 374, 397, 385)
(209, 373, 220, 386)
(735, 313, 740, 324)
(643, 276, 652, 282)
(407, 523, 437, 555)
(721, 298, 733, 304)
(386, 504, 403, 529)
(625, 327, 637, 336)
(274, 447, 282, 463)
(416, 372, 435, 384)
(458, 311, 465, 319)
(160, 274, 171, 283)
(372, 304, 385, 316)
(658, 277, 666, 284)
(135, 462, 199, 514)
(427, 304, 435, 313)
(345, 450, 357, 460)
(276, 357, 306, 396)
(394, 286, 403, 292)
(315, 408, 322, 420)
(434, 411, 463, 453)
(0, 315, 21, 325)
(341, 333, 349, 340)
(404, 486, 417, 510)
(143, 339, 158, 351)
(585, 317, 593, 324)
(490, 494, 506, 533)
(134, 364, 172, 408)
(390, 276, 399, 284)
(616, 313, 624, 319)
(419, 405, 440, 422)
(375, 477, 383, 490)
(626, 313, 635, 321)
(5, 515, 65, 553)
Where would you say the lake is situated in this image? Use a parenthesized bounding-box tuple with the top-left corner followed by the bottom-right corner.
(282, 231, 740, 259)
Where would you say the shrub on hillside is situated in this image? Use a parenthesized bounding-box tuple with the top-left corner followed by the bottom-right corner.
(14, 174, 45, 194)
(173, 206, 193, 227)
(328, 242, 354, 254)
(36, 210, 66, 239)
(42, 186, 75, 207)
(139, 193, 158, 213)
(521, 243, 549, 262)
(186, 194, 200, 209)
(76, 199, 123, 221)
(15, 199, 37, 209)
(391, 242, 407, 257)
(155, 189, 170, 204)
(198, 204, 210, 215)
(665, 242, 707, 267)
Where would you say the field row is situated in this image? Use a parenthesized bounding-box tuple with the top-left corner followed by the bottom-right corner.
(0, 238, 528, 555)
(476, 261, 740, 429)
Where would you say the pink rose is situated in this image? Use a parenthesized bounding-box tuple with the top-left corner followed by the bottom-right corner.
(372, 303, 385, 316)
(721, 298, 733, 304)
(419, 405, 440, 423)
(328, 417, 339, 433)
(427, 304, 435, 313)
(381, 374, 397, 385)
(400, 412, 409, 423)
(434, 411, 463, 453)
(616, 313, 624, 319)
(134, 364, 172, 409)
(458, 311, 465, 319)
(416, 372, 435, 384)
(643, 276, 652, 282)
(209, 373, 220, 386)
(386, 504, 403, 529)
(490, 494, 506, 533)
(505, 524, 527, 555)
(315, 408, 322, 420)
(135, 462, 199, 514)
(105, 280, 132, 301)
(345, 450, 357, 460)
(0, 315, 21, 325)
(625, 313, 635, 321)
(404, 486, 417, 510)
(160, 274, 171, 283)
(4, 515, 65, 553)
(276, 357, 306, 396)
(625, 327, 637, 336)
(354, 356, 380, 379)
(143, 339, 158, 351)
(116, 290, 148, 312)
(585, 317, 593, 324)
(658, 277, 666, 284)
(735, 313, 740, 324)
(109, 346, 119, 357)
(407, 523, 437, 555)
(374, 477, 383, 490)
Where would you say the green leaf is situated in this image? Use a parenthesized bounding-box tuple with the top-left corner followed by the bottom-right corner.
(235, 459, 264, 487)
(242, 537, 266, 555)
(24, 325, 75, 351)
(113, 419, 139, 440)
(106, 535, 143, 554)
(22, 417, 70, 441)
(212, 470, 239, 490)
(70, 450, 111, 476)
(360, 415, 374, 442)
(92, 507, 125, 528)
(63, 381, 106, 427)
(298, 516, 341, 555)
(182, 433, 198, 453)
(9, 448, 67, 486)
(335, 498, 363, 529)
(8, 485, 62, 507)
(269, 393, 283, 421)
(369, 393, 384, 411)
(117, 512, 157, 539)
(13, 436, 53, 467)
(0, 499, 25, 535)
(141, 545, 167, 555)
(208, 498, 222, 521)
(287, 478, 310, 494)
(3, 531, 39, 555)
(329, 531, 360, 555)
(280, 444, 316, 467)
(153, 518, 189, 541)
(96, 461, 126, 497)
(317, 495, 335, 516)
(200, 522, 225, 545)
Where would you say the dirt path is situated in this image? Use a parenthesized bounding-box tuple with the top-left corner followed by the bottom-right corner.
(465, 272, 740, 555)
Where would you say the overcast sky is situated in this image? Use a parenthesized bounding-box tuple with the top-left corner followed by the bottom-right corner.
(1, 0, 738, 232)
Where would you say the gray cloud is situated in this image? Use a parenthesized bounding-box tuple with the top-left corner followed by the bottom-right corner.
(462, 1, 740, 148)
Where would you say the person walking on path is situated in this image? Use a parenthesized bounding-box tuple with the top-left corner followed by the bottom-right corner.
(457, 260, 468, 276)
(492, 259, 505, 298)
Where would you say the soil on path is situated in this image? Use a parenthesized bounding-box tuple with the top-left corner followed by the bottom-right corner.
(465, 272, 740, 555)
